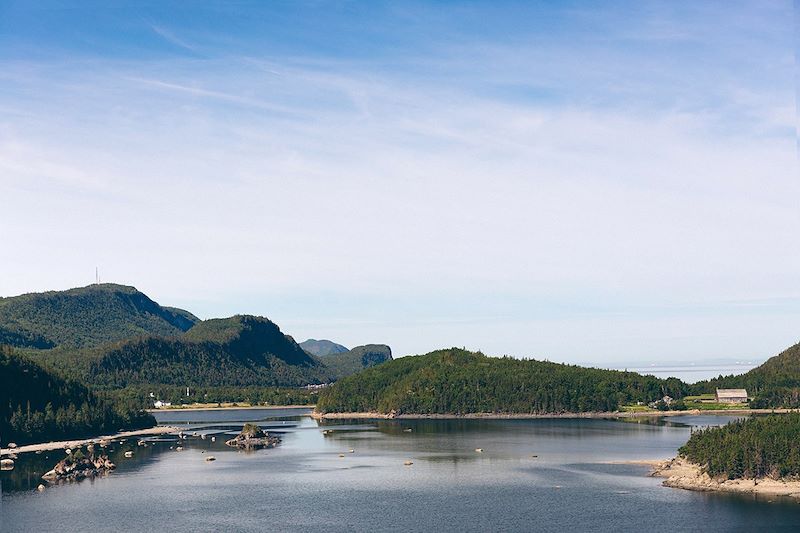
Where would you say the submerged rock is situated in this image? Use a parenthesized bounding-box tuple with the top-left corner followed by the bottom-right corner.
(41, 449, 115, 483)
(226, 423, 281, 450)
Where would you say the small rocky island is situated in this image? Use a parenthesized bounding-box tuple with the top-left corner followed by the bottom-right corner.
(42, 446, 116, 483)
(226, 423, 281, 449)
(654, 413, 800, 499)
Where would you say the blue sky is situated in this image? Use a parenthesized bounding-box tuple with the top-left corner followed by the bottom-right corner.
(0, 1, 797, 366)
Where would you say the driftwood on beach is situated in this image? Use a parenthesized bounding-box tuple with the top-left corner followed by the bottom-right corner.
(225, 423, 281, 449)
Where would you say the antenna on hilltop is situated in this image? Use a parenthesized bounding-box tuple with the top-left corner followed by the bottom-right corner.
(96, 267, 99, 285)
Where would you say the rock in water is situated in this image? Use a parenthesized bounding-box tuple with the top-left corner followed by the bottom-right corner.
(41, 448, 115, 483)
(225, 423, 281, 450)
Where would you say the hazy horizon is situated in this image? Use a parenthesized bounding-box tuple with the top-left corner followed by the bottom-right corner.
(1, 1, 797, 366)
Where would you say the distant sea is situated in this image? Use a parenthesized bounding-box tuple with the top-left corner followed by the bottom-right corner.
(613, 363, 760, 383)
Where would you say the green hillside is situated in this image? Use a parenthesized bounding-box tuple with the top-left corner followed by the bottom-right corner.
(0, 346, 154, 445)
(0, 284, 198, 349)
(87, 315, 329, 388)
(693, 341, 800, 407)
(316, 348, 687, 414)
(300, 339, 349, 356)
(321, 344, 393, 379)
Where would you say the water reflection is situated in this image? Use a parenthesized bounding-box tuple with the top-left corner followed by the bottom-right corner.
(4, 410, 800, 533)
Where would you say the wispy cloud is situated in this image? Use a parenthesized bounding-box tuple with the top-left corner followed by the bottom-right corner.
(0, 1, 796, 363)
(124, 75, 302, 116)
(149, 24, 197, 53)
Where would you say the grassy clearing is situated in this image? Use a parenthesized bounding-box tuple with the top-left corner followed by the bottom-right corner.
(683, 401, 748, 410)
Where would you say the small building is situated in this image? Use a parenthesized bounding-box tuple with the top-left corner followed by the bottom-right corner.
(662, 395, 673, 406)
(153, 400, 172, 409)
(715, 389, 748, 403)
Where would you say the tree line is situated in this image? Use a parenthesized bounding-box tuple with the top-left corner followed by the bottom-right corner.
(0, 346, 154, 446)
(691, 341, 800, 408)
(316, 348, 689, 414)
(679, 413, 800, 479)
(108, 384, 317, 409)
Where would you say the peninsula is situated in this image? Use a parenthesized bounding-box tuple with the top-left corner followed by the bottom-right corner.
(652, 413, 800, 499)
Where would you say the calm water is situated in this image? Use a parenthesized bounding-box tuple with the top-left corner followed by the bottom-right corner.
(2, 408, 799, 532)
(613, 364, 759, 383)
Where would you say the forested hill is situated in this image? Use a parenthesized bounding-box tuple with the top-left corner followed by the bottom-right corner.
(0, 284, 198, 349)
(693, 341, 800, 407)
(679, 414, 800, 479)
(184, 315, 316, 366)
(0, 346, 155, 445)
(316, 348, 687, 414)
(320, 344, 393, 379)
(87, 315, 329, 388)
(300, 339, 349, 356)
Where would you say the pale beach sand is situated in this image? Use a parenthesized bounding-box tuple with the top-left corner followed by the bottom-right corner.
(0, 426, 180, 456)
(651, 457, 800, 499)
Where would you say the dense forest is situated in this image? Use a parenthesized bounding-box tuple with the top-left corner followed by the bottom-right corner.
(87, 316, 329, 388)
(316, 348, 688, 414)
(0, 346, 154, 446)
(679, 414, 800, 479)
(0, 283, 197, 349)
(692, 341, 800, 408)
(109, 385, 317, 409)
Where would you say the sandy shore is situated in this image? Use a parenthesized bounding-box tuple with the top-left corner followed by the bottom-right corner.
(0, 426, 180, 456)
(311, 408, 798, 420)
(147, 404, 314, 413)
(651, 457, 800, 499)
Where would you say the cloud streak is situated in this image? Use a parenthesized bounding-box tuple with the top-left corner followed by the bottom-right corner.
(0, 1, 796, 364)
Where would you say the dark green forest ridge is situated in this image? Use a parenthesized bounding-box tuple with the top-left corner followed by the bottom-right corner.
(0, 284, 198, 349)
(318, 340, 800, 414)
(0, 284, 392, 398)
(679, 413, 800, 479)
(87, 315, 329, 388)
(0, 346, 154, 445)
(316, 348, 689, 414)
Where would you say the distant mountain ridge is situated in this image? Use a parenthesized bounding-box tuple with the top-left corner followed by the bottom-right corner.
(88, 315, 327, 388)
(300, 339, 349, 356)
(322, 344, 393, 379)
(0, 284, 198, 349)
(0, 283, 394, 391)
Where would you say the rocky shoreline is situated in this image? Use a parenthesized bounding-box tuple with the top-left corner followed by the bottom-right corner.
(311, 408, 799, 420)
(0, 426, 179, 456)
(651, 457, 800, 499)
